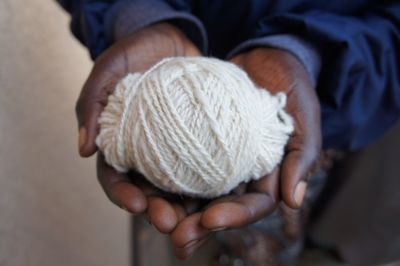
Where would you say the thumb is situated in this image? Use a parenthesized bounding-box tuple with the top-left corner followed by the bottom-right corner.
(280, 148, 318, 209)
(76, 66, 120, 157)
(76, 97, 103, 157)
(75, 47, 128, 157)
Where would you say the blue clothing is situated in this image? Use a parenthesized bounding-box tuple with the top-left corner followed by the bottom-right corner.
(58, 0, 400, 151)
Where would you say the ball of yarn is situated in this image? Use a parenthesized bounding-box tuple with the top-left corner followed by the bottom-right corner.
(96, 57, 293, 198)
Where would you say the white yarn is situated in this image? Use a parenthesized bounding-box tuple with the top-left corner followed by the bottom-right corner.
(96, 57, 293, 198)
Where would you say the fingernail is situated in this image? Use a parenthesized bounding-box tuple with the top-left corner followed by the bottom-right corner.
(78, 127, 87, 154)
(183, 239, 198, 249)
(211, 227, 227, 232)
(294, 181, 307, 207)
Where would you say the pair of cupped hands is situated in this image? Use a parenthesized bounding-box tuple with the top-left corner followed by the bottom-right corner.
(76, 23, 321, 259)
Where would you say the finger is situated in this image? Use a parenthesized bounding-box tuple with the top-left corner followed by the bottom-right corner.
(181, 198, 207, 215)
(203, 194, 238, 209)
(201, 193, 275, 230)
(280, 148, 318, 209)
(171, 213, 210, 249)
(280, 202, 302, 240)
(201, 170, 280, 230)
(201, 182, 252, 211)
(131, 174, 164, 197)
(76, 55, 123, 157)
(232, 182, 247, 196)
(173, 233, 213, 260)
(172, 202, 187, 222)
(97, 153, 147, 213)
(171, 197, 207, 224)
(147, 196, 178, 233)
(248, 168, 280, 198)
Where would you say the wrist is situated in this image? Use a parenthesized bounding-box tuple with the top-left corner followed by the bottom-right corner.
(116, 22, 201, 57)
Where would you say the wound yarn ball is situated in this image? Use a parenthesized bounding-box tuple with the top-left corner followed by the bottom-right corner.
(96, 57, 293, 198)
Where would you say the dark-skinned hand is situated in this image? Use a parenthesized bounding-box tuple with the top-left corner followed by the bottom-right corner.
(76, 22, 321, 259)
(168, 48, 322, 259)
(76, 22, 207, 233)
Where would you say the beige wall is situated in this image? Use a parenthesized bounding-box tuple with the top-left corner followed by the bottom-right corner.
(0, 1, 130, 265)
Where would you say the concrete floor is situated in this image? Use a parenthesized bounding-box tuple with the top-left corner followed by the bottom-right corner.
(0, 1, 130, 266)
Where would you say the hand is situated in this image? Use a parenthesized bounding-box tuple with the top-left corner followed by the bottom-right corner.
(231, 48, 322, 208)
(169, 47, 322, 259)
(76, 23, 202, 231)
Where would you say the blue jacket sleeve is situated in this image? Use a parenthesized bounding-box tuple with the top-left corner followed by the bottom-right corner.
(57, 0, 207, 59)
(254, 2, 400, 150)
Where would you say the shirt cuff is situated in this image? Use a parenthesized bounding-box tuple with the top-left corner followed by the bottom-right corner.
(105, 0, 207, 53)
(227, 34, 321, 87)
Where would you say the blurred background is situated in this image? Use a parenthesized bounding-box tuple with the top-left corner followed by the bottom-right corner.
(1, 1, 399, 266)
(0, 1, 130, 265)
